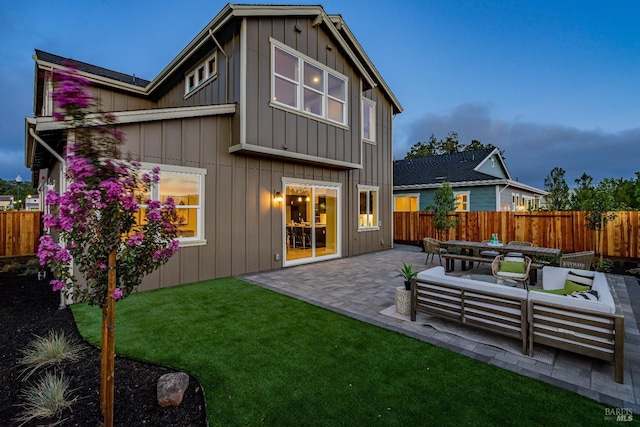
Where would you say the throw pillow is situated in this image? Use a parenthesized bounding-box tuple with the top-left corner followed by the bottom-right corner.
(499, 260, 525, 274)
(569, 290, 599, 301)
(566, 271, 594, 288)
(564, 280, 591, 294)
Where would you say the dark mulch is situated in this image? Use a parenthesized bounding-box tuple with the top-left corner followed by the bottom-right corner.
(0, 270, 207, 427)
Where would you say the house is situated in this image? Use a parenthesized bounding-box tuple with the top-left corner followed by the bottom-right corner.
(24, 4, 402, 291)
(393, 148, 546, 212)
(0, 195, 13, 210)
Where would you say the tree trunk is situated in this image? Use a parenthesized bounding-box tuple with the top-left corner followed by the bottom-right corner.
(100, 250, 116, 427)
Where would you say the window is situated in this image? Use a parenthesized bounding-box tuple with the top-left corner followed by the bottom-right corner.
(362, 97, 376, 143)
(271, 39, 348, 126)
(358, 185, 379, 230)
(394, 195, 418, 212)
(454, 192, 469, 212)
(138, 163, 206, 245)
(185, 52, 217, 96)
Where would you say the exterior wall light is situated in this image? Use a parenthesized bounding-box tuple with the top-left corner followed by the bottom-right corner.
(273, 191, 283, 203)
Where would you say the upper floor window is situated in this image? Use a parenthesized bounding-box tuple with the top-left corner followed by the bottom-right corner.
(362, 97, 376, 143)
(185, 53, 216, 96)
(358, 185, 379, 230)
(455, 191, 469, 212)
(138, 163, 207, 246)
(271, 39, 348, 126)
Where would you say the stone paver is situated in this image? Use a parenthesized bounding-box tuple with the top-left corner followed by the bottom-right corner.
(241, 245, 640, 412)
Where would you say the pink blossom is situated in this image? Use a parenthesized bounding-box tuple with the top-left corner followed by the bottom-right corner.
(99, 263, 107, 269)
(127, 233, 144, 246)
(50, 280, 66, 292)
(113, 288, 123, 300)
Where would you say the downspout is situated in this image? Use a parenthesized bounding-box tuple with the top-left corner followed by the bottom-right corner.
(29, 127, 69, 310)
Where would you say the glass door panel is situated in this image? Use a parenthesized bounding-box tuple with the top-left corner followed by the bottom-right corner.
(284, 183, 339, 264)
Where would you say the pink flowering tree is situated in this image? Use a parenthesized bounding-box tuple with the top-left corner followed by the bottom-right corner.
(37, 65, 180, 307)
(36, 64, 180, 426)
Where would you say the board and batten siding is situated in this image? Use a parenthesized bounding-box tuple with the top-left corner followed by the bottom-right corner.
(244, 17, 361, 166)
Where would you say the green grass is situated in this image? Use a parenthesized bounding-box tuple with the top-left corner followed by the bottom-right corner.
(72, 278, 622, 426)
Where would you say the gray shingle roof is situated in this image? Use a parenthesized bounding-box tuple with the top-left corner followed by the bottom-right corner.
(35, 50, 150, 88)
(394, 148, 498, 186)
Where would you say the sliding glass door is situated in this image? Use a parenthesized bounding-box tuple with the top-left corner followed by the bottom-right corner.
(284, 181, 340, 265)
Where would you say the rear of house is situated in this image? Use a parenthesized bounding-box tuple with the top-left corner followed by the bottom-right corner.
(25, 4, 402, 291)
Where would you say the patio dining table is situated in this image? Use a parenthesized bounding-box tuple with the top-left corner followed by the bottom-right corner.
(440, 240, 561, 278)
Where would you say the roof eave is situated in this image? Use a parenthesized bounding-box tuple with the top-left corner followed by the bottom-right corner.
(394, 179, 547, 195)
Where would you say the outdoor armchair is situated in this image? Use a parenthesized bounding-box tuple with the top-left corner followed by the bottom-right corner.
(423, 237, 447, 265)
(492, 255, 532, 286)
(559, 251, 595, 270)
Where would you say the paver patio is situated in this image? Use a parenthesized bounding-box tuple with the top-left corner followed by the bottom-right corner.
(242, 245, 640, 413)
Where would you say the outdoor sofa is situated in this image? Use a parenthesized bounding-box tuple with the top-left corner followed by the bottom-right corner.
(411, 266, 625, 383)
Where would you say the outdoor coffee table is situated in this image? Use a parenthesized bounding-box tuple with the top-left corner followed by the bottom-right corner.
(462, 274, 518, 287)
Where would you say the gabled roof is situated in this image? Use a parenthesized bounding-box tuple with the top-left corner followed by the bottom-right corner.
(34, 50, 150, 88)
(394, 148, 500, 186)
(394, 148, 547, 195)
(32, 4, 401, 112)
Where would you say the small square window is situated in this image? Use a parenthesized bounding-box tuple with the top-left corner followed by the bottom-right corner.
(197, 67, 205, 84)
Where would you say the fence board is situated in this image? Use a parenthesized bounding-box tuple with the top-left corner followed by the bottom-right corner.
(0, 212, 41, 257)
(394, 211, 640, 261)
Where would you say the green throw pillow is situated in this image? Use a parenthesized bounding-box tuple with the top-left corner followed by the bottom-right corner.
(531, 288, 567, 295)
(499, 260, 525, 274)
(564, 280, 591, 294)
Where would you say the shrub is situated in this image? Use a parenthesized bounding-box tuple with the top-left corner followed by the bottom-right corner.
(18, 331, 84, 379)
(15, 372, 75, 426)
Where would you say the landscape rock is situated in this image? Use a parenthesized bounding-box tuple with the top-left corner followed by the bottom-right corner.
(157, 372, 190, 407)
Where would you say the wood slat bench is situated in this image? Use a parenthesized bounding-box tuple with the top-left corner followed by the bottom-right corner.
(442, 254, 544, 285)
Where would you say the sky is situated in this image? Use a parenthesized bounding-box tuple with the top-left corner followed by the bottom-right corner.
(1, 0, 638, 188)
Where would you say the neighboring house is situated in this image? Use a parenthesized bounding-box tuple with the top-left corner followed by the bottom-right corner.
(393, 148, 546, 212)
(25, 4, 402, 291)
(0, 195, 13, 210)
(25, 196, 40, 211)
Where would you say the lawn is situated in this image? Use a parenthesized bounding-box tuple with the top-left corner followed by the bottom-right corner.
(72, 277, 616, 426)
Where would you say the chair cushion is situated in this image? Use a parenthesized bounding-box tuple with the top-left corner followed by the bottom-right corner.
(506, 252, 524, 257)
(499, 260, 526, 274)
(480, 250, 500, 257)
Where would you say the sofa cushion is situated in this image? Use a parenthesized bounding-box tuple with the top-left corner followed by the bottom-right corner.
(531, 288, 567, 295)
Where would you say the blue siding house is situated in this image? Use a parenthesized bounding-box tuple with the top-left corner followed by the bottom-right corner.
(393, 148, 546, 212)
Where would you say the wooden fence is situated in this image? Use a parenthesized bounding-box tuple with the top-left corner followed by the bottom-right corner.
(0, 211, 41, 257)
(393, 211, 640, 261)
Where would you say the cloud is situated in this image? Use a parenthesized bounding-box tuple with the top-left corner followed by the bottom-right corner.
(395, 103, 640, 189)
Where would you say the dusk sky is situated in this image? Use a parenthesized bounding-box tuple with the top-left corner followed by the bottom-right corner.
(1, 0, 638, 188)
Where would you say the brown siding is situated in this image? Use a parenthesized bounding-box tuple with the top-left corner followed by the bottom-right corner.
(87, 86, 155, 111)
(244, 17, 361, 166)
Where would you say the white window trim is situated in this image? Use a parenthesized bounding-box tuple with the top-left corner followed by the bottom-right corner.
(358, 185, 379, 231)
(139, 162, 207, 247)
(184, 52, 217, 98)
(270, 38, 349, 127)
(362, 97, 376, 144)
(393, 193, 420, 212)
(454, 191, 470, 212)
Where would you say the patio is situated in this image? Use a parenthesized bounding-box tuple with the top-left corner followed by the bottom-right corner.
(241, 245, 640, 412)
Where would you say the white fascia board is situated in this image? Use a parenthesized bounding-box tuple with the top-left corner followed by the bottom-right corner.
(474, 147, 513, 180)
(35, 59, 147, 96)
(34, 104, 236, 132)
(394, 179, 547, 195)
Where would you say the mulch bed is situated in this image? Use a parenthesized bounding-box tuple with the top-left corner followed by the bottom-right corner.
(0, 271, 207, 427)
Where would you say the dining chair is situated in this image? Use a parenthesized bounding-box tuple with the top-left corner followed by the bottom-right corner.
(559, 251, 595, 270)
(479, 240, 500, 258)
(492, 255, 532, 288)
(506, 240, 533, 257)
(423, 237, 447, 265)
